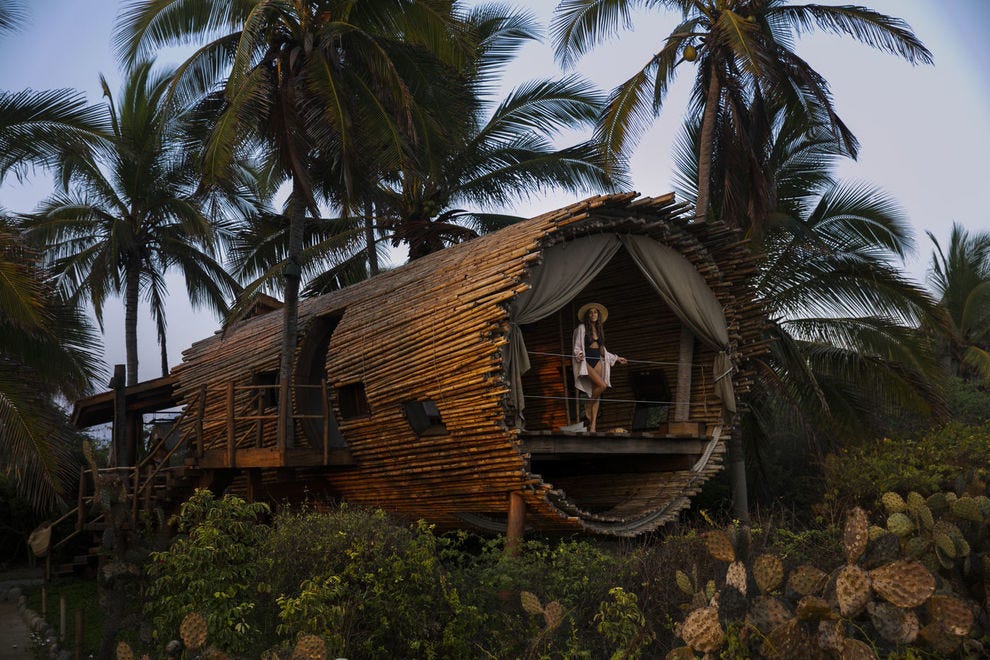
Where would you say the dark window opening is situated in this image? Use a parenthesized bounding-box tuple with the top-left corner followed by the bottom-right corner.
(402, 400, 447, 437)
(252, 370, 279, 409)
(337, 382, 370, 419)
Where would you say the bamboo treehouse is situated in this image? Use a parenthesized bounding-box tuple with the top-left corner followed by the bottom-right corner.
(71, 192, 766, 541)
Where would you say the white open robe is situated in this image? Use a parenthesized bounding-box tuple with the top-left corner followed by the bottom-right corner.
(571, 324, 622, 398)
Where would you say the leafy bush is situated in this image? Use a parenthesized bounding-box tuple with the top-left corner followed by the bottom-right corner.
(144, 489, 271, 655)
(822, 421, 990, 509)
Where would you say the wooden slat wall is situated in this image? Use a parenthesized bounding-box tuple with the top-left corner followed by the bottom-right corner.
(170, 193, 767, 536)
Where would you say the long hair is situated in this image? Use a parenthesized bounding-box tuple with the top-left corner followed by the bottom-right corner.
(583, 313, 605, 346)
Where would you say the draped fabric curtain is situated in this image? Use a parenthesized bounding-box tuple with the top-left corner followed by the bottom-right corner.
(506, 235, 621, 415)
(506, 233, 736, 421)
(619, 235, 736, 416)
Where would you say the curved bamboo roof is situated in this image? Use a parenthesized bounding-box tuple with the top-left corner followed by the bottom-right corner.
(172, 192, 765, 536)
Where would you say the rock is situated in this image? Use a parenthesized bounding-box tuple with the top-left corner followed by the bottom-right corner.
(165, 639, 183, 656)
(8, 586, 22, 600)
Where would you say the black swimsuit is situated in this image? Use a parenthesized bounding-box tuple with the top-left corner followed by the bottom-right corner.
(584, 333, 601, 367)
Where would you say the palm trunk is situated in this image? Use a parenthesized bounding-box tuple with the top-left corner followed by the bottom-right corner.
(124, 264, 140, 387)
(279, 179, 306, 448)
(695, 70, 721, 223)
(364, 202, 379, 276)
(160, 334, 169, 377)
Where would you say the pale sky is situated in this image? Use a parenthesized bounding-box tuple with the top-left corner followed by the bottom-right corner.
(1, 1, 988, 384)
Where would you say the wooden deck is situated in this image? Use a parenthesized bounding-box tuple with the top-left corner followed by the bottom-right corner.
(520, 430, 710, 459)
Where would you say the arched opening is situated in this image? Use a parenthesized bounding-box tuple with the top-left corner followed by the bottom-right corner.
(295, 313, 345, 449)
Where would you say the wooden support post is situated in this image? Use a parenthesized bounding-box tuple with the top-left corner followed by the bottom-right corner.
(322, 379, 330, 465)
(131, 466, 139, 527)
(277, 379, 288, 453)
(111, 364, 126, 467)
(59, 596, 66, 641)
(674, 327, 694, 422)
(246, 469, 263, 502)
(41, 587, 46, 617)
(196, 384, 207, 458)
(76, 466, 85, 532)
(226, 381, 235, 468)
(506, 491, 526, 556)
(74, 608, 82, 659)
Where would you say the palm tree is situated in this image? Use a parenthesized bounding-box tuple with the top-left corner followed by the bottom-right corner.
(23, 61, 243, 387)
(375, 5, 626, 261)
(928, 224, 990, 383)
(116, 1, 469, 433)
(0, 217, 103, 509)
(673, 100, 942, 507)
(551, 0, 932, 223)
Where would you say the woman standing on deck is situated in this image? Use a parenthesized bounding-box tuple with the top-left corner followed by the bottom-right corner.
(572, 303, 626, 432)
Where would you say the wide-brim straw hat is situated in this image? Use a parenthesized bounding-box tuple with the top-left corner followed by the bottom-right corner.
(577, 302, 608, 323)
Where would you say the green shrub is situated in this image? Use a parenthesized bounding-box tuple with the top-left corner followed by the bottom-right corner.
(265, 506, 468, 657)
(822, 421, 990, 509)
(144, 489, 271, 655)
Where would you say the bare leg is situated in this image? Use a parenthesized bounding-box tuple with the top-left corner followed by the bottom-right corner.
(585, 362, 607, 432)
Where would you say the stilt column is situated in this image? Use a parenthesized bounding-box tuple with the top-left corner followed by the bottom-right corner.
(506, 491, 526, 555)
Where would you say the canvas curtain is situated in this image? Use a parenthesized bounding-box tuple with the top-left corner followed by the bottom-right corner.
(506, 235, 621, 415)
(506, 233, 737, 420)
(619, 234, 736, 417)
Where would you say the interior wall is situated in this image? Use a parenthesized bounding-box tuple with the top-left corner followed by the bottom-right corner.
(520, 248, 705, 431)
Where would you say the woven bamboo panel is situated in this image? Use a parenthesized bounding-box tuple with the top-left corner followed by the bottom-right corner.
(170, 193, 767, 535)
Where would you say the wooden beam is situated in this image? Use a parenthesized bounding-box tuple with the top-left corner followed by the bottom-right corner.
(506, 491, 526, 556)
(520, 436, 707, 456)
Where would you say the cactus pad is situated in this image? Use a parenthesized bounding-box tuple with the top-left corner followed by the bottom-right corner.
(869, 560, 935, 608)
(725, 561, 747, 596)
(920, 622, 962, 654)
(115, 641, 135, 660)
(817, 619, 845, 654)
(718, 584, 748, 623)
(747, 595, 791, 634)
(862, 532, 900, 570)
(835, 564, 871, 617)
(680, 606, 724, 652)
(544, 601, 564, 631)
(795, 595, 835, 621)
(880, 491, 906, 514)
(840, 638, 877, 659)
(844, 507, 869, 563)
(927, 594, 973, 637)
(292, 635, 328, 660)
(926, 492, 948, 515)
(701, 530, 735, 562)
(753, 554, 783, 594)
(867, 601, 918, 644)
(180, 612, 209, 651)
(520, 591, 543, 615)
(905, 491, 926, 513)
(951, 496, 983, 522)
(763, 619, 814, 659)
(886, 512, 914, 537)
(787, 564, 827, 597)
(675, 569, 694, 596)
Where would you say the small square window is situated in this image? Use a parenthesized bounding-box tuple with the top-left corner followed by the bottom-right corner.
(337, 382, 371, 419)
(402, 400, 447, 437)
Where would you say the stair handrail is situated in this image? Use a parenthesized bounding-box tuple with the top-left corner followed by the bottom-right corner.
(134, 391, 201, 497)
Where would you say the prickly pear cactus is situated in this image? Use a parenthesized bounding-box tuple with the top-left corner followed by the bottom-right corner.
(520, 591, 543, 615)
(701, 530, 735, 563)
(835, 564, 871, 617)
(752, 554, 783, 594)
(844, 507, 869, 563)
(787, 564, 827, 597)
(115, 641, 135, 660)
(180, 611, 209, 651)
(869, 560, 935, 608)
(291, 634, 328, 660)
(679, 606, 724, 653)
